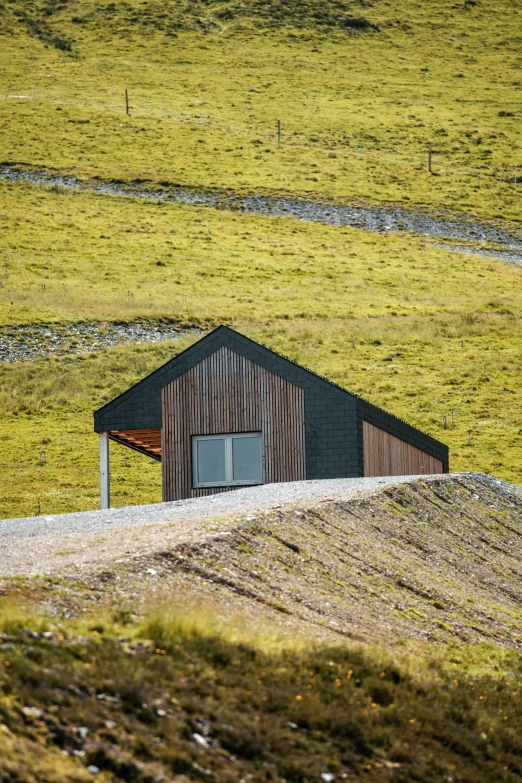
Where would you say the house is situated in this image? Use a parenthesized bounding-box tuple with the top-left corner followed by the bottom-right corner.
(93, 326, 449, 508)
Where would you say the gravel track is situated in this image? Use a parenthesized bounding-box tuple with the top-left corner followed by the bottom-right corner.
(1, 472, 515, 543)
(0, 475, 431, 540)
(0, 321, 200, 363)
(3, 166, 522, 263)
(0, 476, 429, 579)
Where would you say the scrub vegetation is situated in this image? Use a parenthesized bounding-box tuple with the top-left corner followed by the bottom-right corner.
(1, 602, 522, 783)
(2, 473, 522, 780)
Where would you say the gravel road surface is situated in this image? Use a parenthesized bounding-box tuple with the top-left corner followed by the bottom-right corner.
(0, 475, 423, 540)
(1, 472, 521, 651)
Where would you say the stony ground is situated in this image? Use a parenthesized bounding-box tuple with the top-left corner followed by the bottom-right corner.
(3, 473, 522, 650)
(0, 322, 200, 362)
(3, 167, 522, 262)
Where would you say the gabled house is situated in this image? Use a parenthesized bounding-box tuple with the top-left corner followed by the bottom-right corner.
(94, 326, 448, 508)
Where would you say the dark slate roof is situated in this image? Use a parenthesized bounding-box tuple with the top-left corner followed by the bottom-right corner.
(93, 325, 447, 454)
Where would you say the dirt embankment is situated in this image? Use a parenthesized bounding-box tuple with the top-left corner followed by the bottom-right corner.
(3, 473, 522, 649)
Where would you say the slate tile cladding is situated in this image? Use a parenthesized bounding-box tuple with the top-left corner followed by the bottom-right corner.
(94, 325, 448, 479)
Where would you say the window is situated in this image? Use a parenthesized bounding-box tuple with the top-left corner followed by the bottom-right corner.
(192, 433, 263, 488)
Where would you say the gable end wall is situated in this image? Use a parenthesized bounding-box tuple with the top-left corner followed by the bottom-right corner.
(94, 329, 360, 480)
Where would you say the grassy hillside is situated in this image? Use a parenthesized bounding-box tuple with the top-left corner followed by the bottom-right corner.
(2, 179, 522, 327)
(1, 179, 522, 517)
(1, 0, 522, 517)
(1, 0, 521, 220)
(2, 4, 522, 780)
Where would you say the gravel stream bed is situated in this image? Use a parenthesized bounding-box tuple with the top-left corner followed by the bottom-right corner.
(0, 322, 200, 363)
(3, 166, 522, 263)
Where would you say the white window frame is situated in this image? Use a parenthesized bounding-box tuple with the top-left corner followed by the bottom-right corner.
(192, 432, 263, 488)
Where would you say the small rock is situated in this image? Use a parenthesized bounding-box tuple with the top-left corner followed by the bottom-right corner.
(22, 706, 43, 719)
(146, 568, 158, 576)
(321, 775, 335, 782)
(192, 732, 210, 747)
(104, 719, 117, 729)
(77, 726, 89, 739)
(87, 766, 100, 774)
(287, 721, 298, 729)
(157, 709, 167, 717)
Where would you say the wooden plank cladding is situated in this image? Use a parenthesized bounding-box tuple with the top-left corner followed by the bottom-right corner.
(110, 429, 162, 461)
(363, 420, 443, 477)
(161, 346, 306, 501)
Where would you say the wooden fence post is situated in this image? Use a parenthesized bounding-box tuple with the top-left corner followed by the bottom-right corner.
(428, 141, 432, 173)
(125, 89, 130, 116)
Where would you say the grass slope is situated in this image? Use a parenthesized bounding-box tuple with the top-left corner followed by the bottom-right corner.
(1, 0, 521, 220)
(1, 181, 522, 517)
(2, 5, 522, 779)
(1, 0, 522, 516)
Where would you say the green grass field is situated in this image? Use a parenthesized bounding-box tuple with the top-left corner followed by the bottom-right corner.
(1, 0, 521, 220)
(1, 180, 522, 517)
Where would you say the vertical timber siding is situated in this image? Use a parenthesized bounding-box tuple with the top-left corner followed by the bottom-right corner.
(363, 421, 444, 477)
(161, 347, 305, 501)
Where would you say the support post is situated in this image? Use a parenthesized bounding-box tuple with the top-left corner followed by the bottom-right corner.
(125, 89, 129, 116)
(428, 141, 432, 173)
(99, 432, 110, 510)
(277, 119, 281, 148)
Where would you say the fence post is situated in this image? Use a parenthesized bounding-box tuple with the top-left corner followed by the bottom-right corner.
(428, 141, 432, 173)
(125, 89, 130, 116)
(277, 119, 281, 147)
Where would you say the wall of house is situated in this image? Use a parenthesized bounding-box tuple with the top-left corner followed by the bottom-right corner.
(356, 398, 449, 475)
(95, 328, 361, 482)
(363, 421, 444, 477)
(95, 327, 448, 487)
(161, 346, 306, 500)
